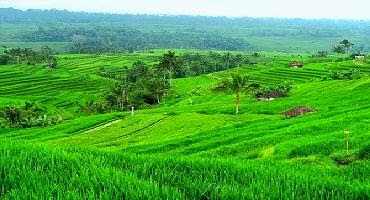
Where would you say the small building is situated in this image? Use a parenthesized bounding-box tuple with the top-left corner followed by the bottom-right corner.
(355, 55, 366, 61)
(257, 91, 286, 101)
(290, 61, 304, 68)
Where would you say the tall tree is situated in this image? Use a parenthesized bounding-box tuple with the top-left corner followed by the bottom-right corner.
(128, 61, 149, 83)
(332, 45, 346, 54)
(7, 48, 22, 64)
(226, 73, 249, 115)
(121, 66, 131, 109)
(72, 34, 87, 54)
(317, 51, 328, 57)
(158, 51, 181, 87)
(41, 45, 52, 59)
(146, 73, 169, 104)
(80, 101, 95, 116)
(0, 55, 9, 65)
(222, 52, 232, 69)
(340, 39, 354, 53)
(21, 48, 35, 65)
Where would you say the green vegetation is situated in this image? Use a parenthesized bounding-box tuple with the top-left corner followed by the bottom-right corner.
(2, 8, 370, 53)
(0, 102, 61, 128)
(0, 47, 369, 199)
(0, 9, 369, 198)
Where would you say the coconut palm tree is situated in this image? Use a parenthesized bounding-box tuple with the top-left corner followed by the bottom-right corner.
(227, 73, 249, 115)
(79, 101, 95, 116)
(8, 48, 22, 64)
(146, 74, 169, 104)
(158, 51, 180, 87)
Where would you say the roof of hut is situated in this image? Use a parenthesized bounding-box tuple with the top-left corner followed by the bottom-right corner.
(290, 61, 304, 68)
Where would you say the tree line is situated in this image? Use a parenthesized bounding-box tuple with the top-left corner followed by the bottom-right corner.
(83, 51, 180, 114)
(83, 51, 255, 114)
(13, 25, 249, 53)
(0, 46, 58, 68)
(3, 8, 370, 53)
(0, 102, 62, 128)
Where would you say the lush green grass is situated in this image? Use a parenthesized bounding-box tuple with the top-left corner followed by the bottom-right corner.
(1, 141, 369, 199)
(0, 51, 369, 199)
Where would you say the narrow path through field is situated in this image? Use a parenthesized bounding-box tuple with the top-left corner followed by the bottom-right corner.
(84, 119, 123, 134)
(94, 116, 170, 147)
(115, 116, 170, 139)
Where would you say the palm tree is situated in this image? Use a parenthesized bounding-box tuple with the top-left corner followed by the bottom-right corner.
(227, 73, 249, 115)
(158, 51, 180, 87)
(22, 48, 34, 65)
(27, 51, 37, 65)
(121, 66, 131, 108)
(80, 101, 95, 116)
(8, 48, 22, 64)
(222, 52, 232, 69)
(146, 74, 168, 104)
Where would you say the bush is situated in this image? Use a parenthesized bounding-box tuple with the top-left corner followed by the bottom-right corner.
(321, 69, 361, 81)
(0, 102, 62, 128)
(255, 81, 292, 99)
(358, 144, 370, 160)
(342, 69, 361, 80)
(330, 151, 356, 165)
(0, 55, 10, 65)
(212, 79, 230, 92)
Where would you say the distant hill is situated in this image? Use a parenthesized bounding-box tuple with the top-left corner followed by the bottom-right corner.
(0, 8, 370, 53)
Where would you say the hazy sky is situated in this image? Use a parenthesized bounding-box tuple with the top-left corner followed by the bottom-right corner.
(1, 0, 370, 19)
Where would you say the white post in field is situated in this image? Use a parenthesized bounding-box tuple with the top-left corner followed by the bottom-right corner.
(344, 131, 351, 155)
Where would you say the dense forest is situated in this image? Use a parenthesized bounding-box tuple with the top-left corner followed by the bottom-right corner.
(1, 8, 370, 53)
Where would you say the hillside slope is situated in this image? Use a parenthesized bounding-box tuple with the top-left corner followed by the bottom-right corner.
(0, 52, 369, 199)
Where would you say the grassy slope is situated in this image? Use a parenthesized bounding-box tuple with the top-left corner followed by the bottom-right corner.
(0, 52, 369, 199)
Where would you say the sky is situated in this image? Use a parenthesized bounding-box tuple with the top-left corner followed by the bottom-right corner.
(1, 0, 370, 20)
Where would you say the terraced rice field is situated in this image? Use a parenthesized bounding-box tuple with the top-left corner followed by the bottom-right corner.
(0, 52, 369, 199)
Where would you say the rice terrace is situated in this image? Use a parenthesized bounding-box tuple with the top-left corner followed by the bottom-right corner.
(0, 1, 369, 200)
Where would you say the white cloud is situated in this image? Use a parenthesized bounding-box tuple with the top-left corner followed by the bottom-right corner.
(0, 0, 370, 19)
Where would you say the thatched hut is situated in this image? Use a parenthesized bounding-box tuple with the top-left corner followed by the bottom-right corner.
(354, 55, 365, 61)
(257, 91, 286, 101)
(290, 61, 304, 68)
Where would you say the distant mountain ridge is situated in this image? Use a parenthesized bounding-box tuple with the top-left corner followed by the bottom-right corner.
(1, 8, 370, 52)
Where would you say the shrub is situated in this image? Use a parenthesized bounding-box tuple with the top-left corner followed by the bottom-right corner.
(255, 81, 292, 99)
(330, 151, 356, 165)
(322, 69, 361, 81)
(342, 69, 361, 80)
(358, 144, 370, 160)
(1, 105, 22, 127)
(212, 79, 230, 92)
(0, 55, 10, 65)
(0, 102, 62, 128)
